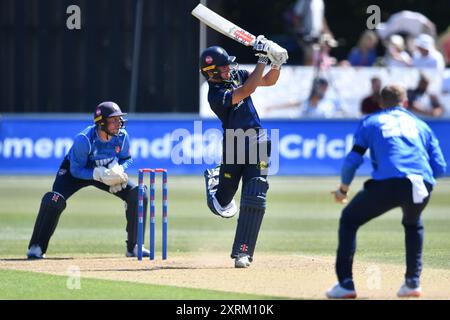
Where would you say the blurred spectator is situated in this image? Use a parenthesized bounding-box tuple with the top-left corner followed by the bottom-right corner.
(313, 33, 338, 71)
(300, 77, 345, 118)
(347, 30, 378, 66)
(443, 70, 450, 94)
(407, 73, 444, 117)
(412, 34, 445, 70)
(384, 34, 412, 67)
(438, 26, 450, 67)
(360, 77, 382, 115)
(377, 11, 436, 41)
(292, 0, 334, 65)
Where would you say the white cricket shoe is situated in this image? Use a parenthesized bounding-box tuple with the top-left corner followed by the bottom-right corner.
(211, 195, 238, 218)
(234, 253, 251, 268)
(126, 245, 150, 258)
(27, 245, 45, 260)
(397, 283, 421, 298)
(326, 283, 357, 299)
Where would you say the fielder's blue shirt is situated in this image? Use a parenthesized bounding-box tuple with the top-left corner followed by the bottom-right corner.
(67, 125, 133, 180)
(208, 69, 263, 131)
(341, 106, 446, 185)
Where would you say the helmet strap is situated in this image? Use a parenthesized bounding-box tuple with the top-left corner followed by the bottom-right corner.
(208, 66, 236, 83)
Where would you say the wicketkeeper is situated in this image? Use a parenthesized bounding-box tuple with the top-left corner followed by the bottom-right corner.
(27, 102, 149, 259)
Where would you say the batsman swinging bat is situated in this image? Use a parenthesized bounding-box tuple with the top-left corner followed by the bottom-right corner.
(191, 3, 256, 47)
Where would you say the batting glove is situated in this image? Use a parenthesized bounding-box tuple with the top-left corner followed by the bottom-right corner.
(253, 35, 270, 55)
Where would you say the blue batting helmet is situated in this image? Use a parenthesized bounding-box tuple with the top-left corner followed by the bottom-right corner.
(200, 46, 236, 80)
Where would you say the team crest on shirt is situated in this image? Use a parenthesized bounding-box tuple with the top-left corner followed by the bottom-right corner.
(58, 169, 67, 176)
(115, 146, 121, 153)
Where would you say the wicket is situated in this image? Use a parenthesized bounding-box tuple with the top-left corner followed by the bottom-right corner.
(137, 168, 168, 261)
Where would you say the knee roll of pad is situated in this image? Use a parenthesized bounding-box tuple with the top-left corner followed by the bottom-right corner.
(240, 177, 269, 212)
(42, 191, 67, 211)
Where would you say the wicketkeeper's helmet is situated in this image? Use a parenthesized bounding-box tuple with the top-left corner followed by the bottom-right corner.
(93, 101, 127, 136)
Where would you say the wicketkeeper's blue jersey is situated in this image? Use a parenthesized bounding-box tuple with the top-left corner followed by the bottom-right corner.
(66, 125, 133, 180)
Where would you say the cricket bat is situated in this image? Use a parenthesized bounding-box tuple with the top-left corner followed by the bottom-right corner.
(191, 3, 256, 47)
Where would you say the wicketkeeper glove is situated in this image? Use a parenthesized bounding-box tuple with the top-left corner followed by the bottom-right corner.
(109, 182, 127, 194)
(93, 166, 128, 186)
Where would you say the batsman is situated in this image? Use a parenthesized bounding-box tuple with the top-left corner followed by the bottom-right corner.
(27, 102, 149, 259)
(201, 37, 288, 267)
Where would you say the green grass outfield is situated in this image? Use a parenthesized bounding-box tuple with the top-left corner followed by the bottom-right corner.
(1, 175, 449, 299)
(0, 269, 279, 300)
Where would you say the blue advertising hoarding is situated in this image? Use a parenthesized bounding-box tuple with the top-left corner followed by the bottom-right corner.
(0, 116, 448, 176)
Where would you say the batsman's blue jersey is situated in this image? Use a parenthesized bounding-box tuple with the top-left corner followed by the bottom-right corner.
(66, 125, 133, 180)
(342, 106, 446, 185)
(208, 70, 263, 131)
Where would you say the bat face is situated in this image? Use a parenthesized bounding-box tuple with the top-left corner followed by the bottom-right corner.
(192, 4, 256, 47)
(229, 27, 256, 46)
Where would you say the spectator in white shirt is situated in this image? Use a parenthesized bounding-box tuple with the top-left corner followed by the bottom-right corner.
(385, 34, 412, 67)
(442, 70, 450, 94)
(377, 11, 436, 41)
(412, 34, 445, 70)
